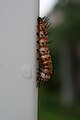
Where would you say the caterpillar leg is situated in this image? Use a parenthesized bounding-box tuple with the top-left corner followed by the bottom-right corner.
(37, 40, 39, 43)
(36, 81, 41, 88)
(36, 68, 40, 75)
(37, 58, 39, 60)
(36, 77, 41, 88)
(36, 68, 39, 70)
(36, 75, 42, 88)
(37, 49, 39, 52)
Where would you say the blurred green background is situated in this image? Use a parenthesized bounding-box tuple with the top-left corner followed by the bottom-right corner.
(38, 0, 80, 120)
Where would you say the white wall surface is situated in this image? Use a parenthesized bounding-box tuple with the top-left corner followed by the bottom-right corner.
(0, 0, 38, 120)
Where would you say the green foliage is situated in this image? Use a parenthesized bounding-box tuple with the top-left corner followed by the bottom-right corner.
(46, 1, 80, 89)
(49, 1, 80, 48)
(38, 90, 80, 120)
(38, 1, 80, 120)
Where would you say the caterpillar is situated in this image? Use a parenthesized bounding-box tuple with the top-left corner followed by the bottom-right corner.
(37, 17, 53, 87)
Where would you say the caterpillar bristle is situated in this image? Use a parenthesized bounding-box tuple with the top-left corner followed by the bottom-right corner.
(43, 16, 49, 21)
(48, 32, 51, 36)
(46, 23, 51, 28)
(44, 19, 49, 24)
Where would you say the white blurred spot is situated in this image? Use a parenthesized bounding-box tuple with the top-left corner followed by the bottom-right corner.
(40, 0, 58, 17)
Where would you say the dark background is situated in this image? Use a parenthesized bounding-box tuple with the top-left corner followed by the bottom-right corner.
(39, 0, 80, 120)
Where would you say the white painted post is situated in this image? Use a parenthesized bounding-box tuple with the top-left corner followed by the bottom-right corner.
(0, 0, 38, 120)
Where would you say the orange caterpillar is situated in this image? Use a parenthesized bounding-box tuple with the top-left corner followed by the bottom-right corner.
(37, 17, 53, 87)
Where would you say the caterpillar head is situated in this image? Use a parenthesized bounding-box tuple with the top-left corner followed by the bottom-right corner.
(37, 17, 45, 25)
(37, 17, 42, 24)
(37, 17, 47, 31)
